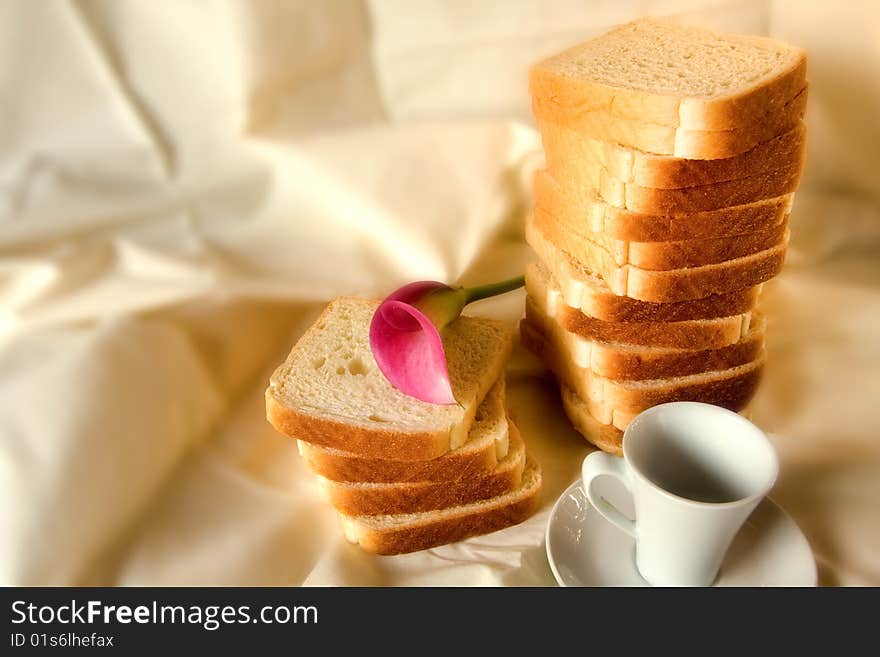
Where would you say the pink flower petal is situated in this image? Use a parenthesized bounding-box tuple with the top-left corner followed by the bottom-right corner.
(370, 296, 456, 405)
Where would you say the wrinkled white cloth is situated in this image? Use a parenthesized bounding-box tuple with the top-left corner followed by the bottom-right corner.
(1, 0, 878, 586)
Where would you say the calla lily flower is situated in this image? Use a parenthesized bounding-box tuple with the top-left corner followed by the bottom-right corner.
(370, 275, 525, 404)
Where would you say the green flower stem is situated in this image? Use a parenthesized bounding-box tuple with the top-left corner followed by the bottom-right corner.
(463, 275, 525, 304)
(415, 274, 525, 331)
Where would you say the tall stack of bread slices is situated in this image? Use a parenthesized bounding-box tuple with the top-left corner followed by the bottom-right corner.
(266, 298, 541, 555)
(523, 18, 807, 455)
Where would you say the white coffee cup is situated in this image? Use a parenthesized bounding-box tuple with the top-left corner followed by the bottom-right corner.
(581, 402, 779, 587)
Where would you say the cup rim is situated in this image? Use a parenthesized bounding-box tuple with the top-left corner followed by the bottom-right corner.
(621, 402, 779, 509)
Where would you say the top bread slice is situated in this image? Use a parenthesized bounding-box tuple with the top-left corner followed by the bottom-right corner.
(529, 17, 807, 131)
(298, 378, 510, 483)
(266, 297, 514, 461)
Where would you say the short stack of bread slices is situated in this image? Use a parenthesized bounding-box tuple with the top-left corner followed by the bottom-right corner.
(523, 18, 807, 454)
(266, 298, 541, 555)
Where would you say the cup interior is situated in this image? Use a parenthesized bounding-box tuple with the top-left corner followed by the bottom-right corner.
(624, 403, 778, 505)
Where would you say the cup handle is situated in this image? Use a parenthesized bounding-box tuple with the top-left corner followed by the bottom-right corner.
(581, 451, 637, 538)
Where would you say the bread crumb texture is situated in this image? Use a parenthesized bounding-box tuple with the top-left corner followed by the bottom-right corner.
(545, 18, 800, 99)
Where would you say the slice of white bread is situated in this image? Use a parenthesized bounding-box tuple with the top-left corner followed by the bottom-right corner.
(555, 154, 802, 215)
(527, 212, 787, 302)
(526, 261, 754, 350)
(299, 378, 510, 483)
(317, 417, 526, 516)
(520, 318, 764, 429)
(524, 243, 759, 323)
(535, 206, 789, 276)
(534, 168, 793, 242)
(529, 17, 807, 132)
(560, 385, 624, 455)
(599, 160, 801, 214)
(561, 386, 755, 456)
(340, 454, 542, 555)
(537, 198, 789, 271)
(525, 290, 765, 381)
(539, 120, 806, 189)
(266, 297, 514, 461)
(535, 130, 804, 214)
(532, 85, 805, 159)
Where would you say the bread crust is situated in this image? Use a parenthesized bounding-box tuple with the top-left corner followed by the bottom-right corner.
(531, 81, 806, 159)
(343, 458, 542, 555)
(526, 256, 759, 322)
(560, 387, 758, 455)
(544, 208, 789, 270)
(593, 330, 763, 382)
(573, 285, 758, 322)
(596, 359, 763, 413)
(524, 299, 765, 381)
(532, 209, 788, 284)
(528, 19, 807, 131)
(267, 391, 459, 461)
(320, 423, 525, 515)
(557, 306, 748, 350)
(621, 222, 788, 270)
(559, 385, 624, 455)
(535, 169, 793, 242)
(599, 159, 804, 214)
(299, 435, 499, 483)
(527, 213, 787, 302)
(524, 261, 765, 376)
(539, 121, 806, 189)
(526, 294, 748, 351)
(534, 119, 805, 213)
(294, 379, 510, 481)
(520, 319, 763, 417)
(671, 90, 806, 159)
(624, 240, 787, 302)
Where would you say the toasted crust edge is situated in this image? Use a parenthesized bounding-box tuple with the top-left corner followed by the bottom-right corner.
(320, 424, 526, 516)
(526, 214, 788, 302)
(266, 389, 452, 461)
(298, 417, 502, 483)
(559, 385, 624, 455)
(534, 168, 793, 242)
(526, 256, 760, 323)
(343, 455, 542, 556)
(520, 318, 764, 416)
(538, 121, 806, 189)
(524, 300, 766, 381)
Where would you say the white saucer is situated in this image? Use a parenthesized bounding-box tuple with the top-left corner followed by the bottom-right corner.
(546, 478, 817, 587)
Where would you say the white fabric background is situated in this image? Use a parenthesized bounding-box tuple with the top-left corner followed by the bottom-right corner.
(1, 0, 878, 586)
